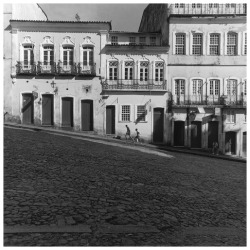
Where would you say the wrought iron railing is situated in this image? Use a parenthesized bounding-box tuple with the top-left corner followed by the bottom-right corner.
(172, 94, 247, 106)
(77, 63, 96, 76)
(37, 62, 57, 75)
(16, 61, 36, 75)
(57, 62, 77, 75)
(102, 79, 167, 90)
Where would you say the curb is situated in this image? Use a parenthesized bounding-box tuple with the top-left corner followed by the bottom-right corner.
(4, 123, 246, 163)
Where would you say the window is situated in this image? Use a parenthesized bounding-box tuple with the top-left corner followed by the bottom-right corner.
(231, 3, 236, 8)
(124, 61, 134, 80)
(63, 46, 74, 66)
(226, 110, 236, 123)
(121, 105, 130, 122)
(227, 33, 237, 55)
(192, 4, 201, 8)
(109, 61, 118, 80)
(244, 33, 247, 55)
(180, 4, 184, 8)
(43, 45, 54, 65)
(175, 34, 185, 55)
(209, 80, 220, 95)
(140, 61, 148, 81)
(139, 37, 146, 45)
(137, 105, 146, 122)
(192, 34, 202, 55)
(83, 46, 93, 66)
(23, 45, 34, 68)
(175, 79, 185, 95)
(226, 4, 230, 8)
(209, 3, 213, 8)
(150, 37, 156, 45)
(227, 79, 237, 95)
(111, 36, 118, 45)
(243, 80, 247, 95)
(192, 4, 196, 8)
(214, 3, 219, 8)
(210, 34, 220, 55)
(192, 79, 202, 95)
(129, 37, 136, 45)
(155, 62, 164, 82)
(209, 3, 218, 8)
(175, 4, 179, 8)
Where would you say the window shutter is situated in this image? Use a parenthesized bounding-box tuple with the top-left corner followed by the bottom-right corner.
(19, 43, 24, 62)
(119, 105, 122, 122)
(80, 46, 83, 63)
(130, 104, 133, 122)
(59, 44, 63, 62)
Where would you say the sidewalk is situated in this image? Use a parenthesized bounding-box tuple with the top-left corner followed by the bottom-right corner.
(4, 122, 246, 163)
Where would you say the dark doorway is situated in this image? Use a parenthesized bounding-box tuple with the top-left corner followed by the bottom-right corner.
(242, 132, 247, 157)
(174, 121, 185, 146)
(81, 100, 93, 131)
(106, 105, 115, 134)
(22, 93, 34, 124)
(208, 121, 218, 148)
(225, 131, 237, 155)
(62, 97, 73, 127)
(153, 108, 164, 143)
(42, 94, 54, 126)
(191, 121, 202, 148)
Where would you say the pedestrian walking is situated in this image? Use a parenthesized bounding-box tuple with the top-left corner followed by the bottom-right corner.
(134, 128, 141, 143)
(125, 125, 133, 141)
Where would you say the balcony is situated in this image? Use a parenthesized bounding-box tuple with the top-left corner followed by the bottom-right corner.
(77, 63, 96, 76)
(57, 62, 77, 75)
(169, 4, 246, 16)
(37, 62, 57, 75)
(172, 94, 247, 107)
(102, 79, 167, 91)
(16, 61, 36, 75)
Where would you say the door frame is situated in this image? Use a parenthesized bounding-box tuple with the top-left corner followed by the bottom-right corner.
(190, 121, 202, 148)
(174, 120, 185, 146)
(153, 107, 164, 143)
(106, 105, 116, 135)
(41, 93, 54, 126)
(60, 96, 75, 127)
(20, 91, 34, 124)
(80, 99, 94, 131)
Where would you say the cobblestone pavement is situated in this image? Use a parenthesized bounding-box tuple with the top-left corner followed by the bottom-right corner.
(4, 127, 246, 246)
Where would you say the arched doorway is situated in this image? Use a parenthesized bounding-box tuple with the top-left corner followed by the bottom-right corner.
(174, 121, 185, 146)
(22, 93, 34, 124)
(81, 100, 93, 131)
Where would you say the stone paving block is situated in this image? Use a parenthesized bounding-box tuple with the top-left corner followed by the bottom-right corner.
(183, 227, 246, 236)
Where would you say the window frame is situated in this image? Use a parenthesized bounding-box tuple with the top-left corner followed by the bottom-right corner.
(227, 79, 237, 96)
(175, 79, 185, 95)
(192, 33, 203, 55)
(23, 45, 34, 68)
(150, 37, 156, 45)
(111, 36, 118, 45)
(227, 32, 237, 56)
(139, 61, 149, 81)
(192, 79, 202, 95)
(175, 33, 186, 55)
(155, 62, 164, 82)
(129, 37, 136, 45)
(209, 79, 220, 96)
(109, 61, 118, 80)
(226, 110, 236, 123)
(139, 37, 146, 45)
(136, 105, 147, 122)
(83, 46, 94, 66)
(124, 61, 134, 80)
(120, 105, 131, 122)
(43, 45, 54, 66)
(209, 33, 220, 55)
(62, 45, 74, 66)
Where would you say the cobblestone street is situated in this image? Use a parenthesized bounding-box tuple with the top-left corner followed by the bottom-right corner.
(4, 127, 246, 246)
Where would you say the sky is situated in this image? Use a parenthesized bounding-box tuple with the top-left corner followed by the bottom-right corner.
(39, 3, 148, 32)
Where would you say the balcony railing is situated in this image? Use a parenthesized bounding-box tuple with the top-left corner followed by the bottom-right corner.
(37, 62, 57, 75)
(172, 94, 247, 106)
(77, 63, 96, 76)
(102, 79, 167, 90)
(57, 62, 77, 75)
(16, 61, 36, 75)
(169, 4, 246, 15)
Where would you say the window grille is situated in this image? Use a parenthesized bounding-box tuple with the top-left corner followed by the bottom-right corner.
(111, 36, 118, 45)
(175, 34, 185, 55)
(137, 106, 146, 122)
(192, 34, 202, 55)
(210, 34, 220, 55)
(209, 80, 220, 95)
(121, 105, 130, 121)
(139, 37, 146, 45)
(129, 37, 136, 45)
(227, 33, 237, 55)
(150, 37, 156, 45)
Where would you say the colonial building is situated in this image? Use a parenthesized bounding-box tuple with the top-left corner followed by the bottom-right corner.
(4, 4, 111, 134)
(140, 3, 247, 157)
(101, 31, 169, 142)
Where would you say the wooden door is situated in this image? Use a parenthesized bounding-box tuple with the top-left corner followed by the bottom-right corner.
(191, 121, 202, 148)
(174, 121, 185, 146)
(225, 131, 237, 155)
(22, 93, 34, 124)
(208, 121, 218, 148)
(42, 94, 53, 126)
(106, 105, 115, 134)
(81, 100, 93, 131)
(153, 108, 164, 143)
(62, 97, 73, 127)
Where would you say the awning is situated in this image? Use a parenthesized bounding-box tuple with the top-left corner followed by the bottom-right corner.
(173, 113, 186, 121)
(194, 114, 205, 121)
